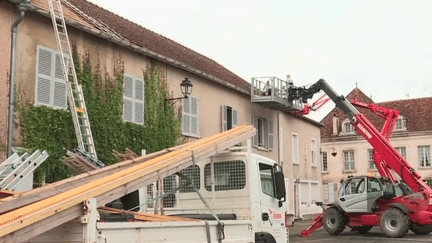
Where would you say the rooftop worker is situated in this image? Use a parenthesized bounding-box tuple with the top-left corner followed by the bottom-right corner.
(287, 74, 293, 85)
(263, 80, 272, 96)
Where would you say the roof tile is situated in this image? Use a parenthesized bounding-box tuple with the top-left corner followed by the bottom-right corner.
(321, 87, 432, 139)
(67, 0, 251, 93)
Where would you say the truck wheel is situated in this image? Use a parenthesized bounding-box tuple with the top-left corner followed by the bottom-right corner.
(380, 208, 409, 238)
(410, 223, 432, 235)
(353, 226, 373, 234)
(323, 207, 347, 235)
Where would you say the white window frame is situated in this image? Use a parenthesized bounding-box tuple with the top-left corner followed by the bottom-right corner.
(292, 133, 299, 164)
(368, 149, 376, 170)
(123, 74, 145, 124)
(343, 150, 355, 171)
(252, 116, 273, 150)
(183, 96, 199, 137)
(35, 45, 68, 110)
(222, 105, 238, 131)
(396, 146, 407, 159)
(321, 151, 328, 172)
(395, 116, 407, 131)
(343, 119, 355, 134)
(311, 139, 317, 166)
(418, 145, 431, 168)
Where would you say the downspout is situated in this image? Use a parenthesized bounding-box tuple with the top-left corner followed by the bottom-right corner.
(8, 2, 30, 156)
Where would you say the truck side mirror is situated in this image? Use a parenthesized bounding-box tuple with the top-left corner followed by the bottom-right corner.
(274, 171, 286, 202)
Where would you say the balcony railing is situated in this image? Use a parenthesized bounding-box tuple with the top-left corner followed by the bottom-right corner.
(251, 76, 303, 112)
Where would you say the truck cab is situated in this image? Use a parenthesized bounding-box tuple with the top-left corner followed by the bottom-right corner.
(134, 149, 288, 243)
(337, 176, 385, 213)
(337, 176, 413, 213)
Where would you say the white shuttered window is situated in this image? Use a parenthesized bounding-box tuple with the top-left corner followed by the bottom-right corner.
(292, 133, 299, 164)
(35, 46, 67, 109)
(252, 116, 273, 150)
(222, 105, 238, 131)
(183, 96, 199, 137)
(123, 75, 144, 124)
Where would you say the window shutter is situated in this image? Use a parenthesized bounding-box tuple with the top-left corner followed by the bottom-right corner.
(36, 78, 51, 105)
(135, 102, 144, 124)
(253, 115, 258, 147)
(183, 97, 191, 134)
(268, 120, 273, 150)
(36, 48, 52, 106)
(222, 105, 227, 132)
(123, 100, 133, 122)
(53, 54, 67, 109)
(36, 47, 68, 109)
(232, 108, 238, 128)
(182, 96, 199, 136)
(54, 54, 65, 80)
(191, 96, 199, 136)
(123, 76, 134, 122)
(134, 78, 144, 124)
(124, 76, 133, 98)
(53, 81, 67, 108)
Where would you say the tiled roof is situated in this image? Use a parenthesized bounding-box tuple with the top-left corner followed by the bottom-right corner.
(66, 0, 251, 93)
(379, 97, 432, 134)
(321, 87, 432, 139)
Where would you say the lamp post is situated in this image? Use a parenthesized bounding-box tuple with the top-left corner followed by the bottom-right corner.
(165, 78, 193, 106)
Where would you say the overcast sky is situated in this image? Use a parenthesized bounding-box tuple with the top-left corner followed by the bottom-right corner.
(88, 0, 432, 120)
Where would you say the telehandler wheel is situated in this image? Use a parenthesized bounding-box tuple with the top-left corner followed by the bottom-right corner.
(410, 223, 432, 235)
(353, 226, 373, 234)
(380, 208, 409, 238)
(323, 207, 347, 235)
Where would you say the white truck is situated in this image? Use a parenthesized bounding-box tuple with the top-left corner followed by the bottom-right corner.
(25, 147, 289, 243)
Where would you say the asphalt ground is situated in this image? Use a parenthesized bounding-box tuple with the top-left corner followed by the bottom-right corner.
(287, 219, 432, 243)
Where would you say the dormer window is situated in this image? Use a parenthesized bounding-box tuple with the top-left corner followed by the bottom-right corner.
(343, 120, 355, 134)
(395, 116, 406, 131)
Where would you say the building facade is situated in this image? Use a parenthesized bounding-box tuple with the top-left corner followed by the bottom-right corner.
(1, 0, 322, 218)
(320, 87, 432, 203)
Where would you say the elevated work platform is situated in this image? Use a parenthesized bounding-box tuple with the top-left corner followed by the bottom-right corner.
(251, 76, 304, 112)
(0, 125, 256, 242)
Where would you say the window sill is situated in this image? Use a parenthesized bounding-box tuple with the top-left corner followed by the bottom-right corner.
(182, 133, 201, 139)
(293, 162, 300, 166)
(343, 169, 357, 173)
(321, 171, 329, 174)
(418, 166, 432, 170)
(253, 145, 269, 152)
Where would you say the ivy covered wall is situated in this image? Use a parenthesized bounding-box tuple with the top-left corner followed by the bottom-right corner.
(19, 50, 182, 183)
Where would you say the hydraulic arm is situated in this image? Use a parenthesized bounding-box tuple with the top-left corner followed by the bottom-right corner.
(290, 79, 431, 193)
(294, 79, 432, 238)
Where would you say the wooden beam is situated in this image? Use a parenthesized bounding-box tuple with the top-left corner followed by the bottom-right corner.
(0, 125, 255, 241)
(0, 144, 187, 214)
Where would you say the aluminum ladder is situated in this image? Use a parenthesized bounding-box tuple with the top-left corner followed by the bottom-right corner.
(48, 0, 103, 167)
(0, 150, 49, 191)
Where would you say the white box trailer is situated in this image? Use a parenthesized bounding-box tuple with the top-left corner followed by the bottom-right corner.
(25, 149, 288, 243)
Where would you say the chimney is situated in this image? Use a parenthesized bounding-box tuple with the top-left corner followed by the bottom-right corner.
(332, 116, 340, 135)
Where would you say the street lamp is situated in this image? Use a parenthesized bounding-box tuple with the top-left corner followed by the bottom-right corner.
(165, 78, 193, 106)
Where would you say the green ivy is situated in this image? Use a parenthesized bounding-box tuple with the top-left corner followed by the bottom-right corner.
(19, 50, 182, 183)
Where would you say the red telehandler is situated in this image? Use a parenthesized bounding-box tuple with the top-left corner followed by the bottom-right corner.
(289, 79, 432, 238)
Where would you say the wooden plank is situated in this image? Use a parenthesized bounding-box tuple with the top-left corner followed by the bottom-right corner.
(0, 125, 255, 241)
(98, 207, 197, 222)
(0, 144, 186, 214)
(1, 205, 83, 243)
